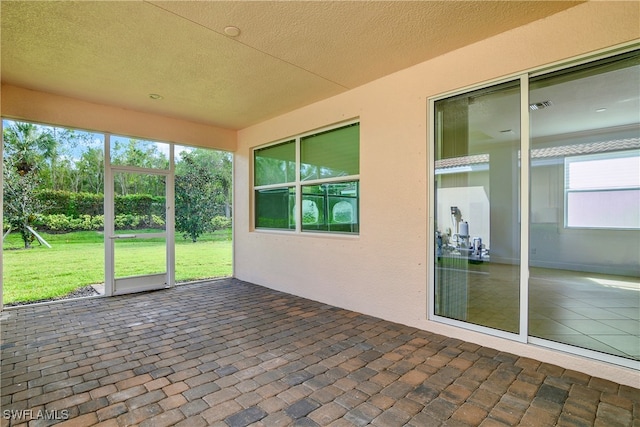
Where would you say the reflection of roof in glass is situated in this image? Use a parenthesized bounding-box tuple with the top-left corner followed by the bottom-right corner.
(436, 153, 489, 169)
(435, 137, 640, 169)
(531, 138, 639, 159)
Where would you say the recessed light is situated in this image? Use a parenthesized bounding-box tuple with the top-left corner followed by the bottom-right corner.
(596, 108, 607, 113)
(149, 94, 163, 100)
(224, 26, 241, 37)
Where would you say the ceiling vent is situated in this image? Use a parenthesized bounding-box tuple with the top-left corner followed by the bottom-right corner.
(529, 100, 553, 111)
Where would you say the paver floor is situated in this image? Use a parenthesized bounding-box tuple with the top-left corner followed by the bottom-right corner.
(1, 278, 638, 426)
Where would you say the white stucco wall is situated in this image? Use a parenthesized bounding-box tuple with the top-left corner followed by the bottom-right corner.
(234, 2, 640, 386)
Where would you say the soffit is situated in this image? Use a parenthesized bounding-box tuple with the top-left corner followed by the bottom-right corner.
(1, 1, 583, 130)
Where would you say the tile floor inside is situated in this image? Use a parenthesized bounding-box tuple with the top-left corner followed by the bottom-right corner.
(436, 263, 640, 360)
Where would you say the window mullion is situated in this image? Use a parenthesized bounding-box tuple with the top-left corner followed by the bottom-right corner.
(255, 182, 295, 191)
(519, 73, 530, 343)
(301, 174, 360, 186)
(295, 137, 302, 233)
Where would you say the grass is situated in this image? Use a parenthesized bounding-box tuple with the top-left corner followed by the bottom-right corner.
(2, 228, 232, 304)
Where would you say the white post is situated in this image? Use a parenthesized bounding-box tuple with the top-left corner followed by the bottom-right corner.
(166, 144, 175, 287)
(1, 119, 4, 310)
(104, 134, 114, 296)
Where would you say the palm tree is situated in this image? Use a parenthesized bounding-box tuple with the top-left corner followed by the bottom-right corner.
(3, 122, 57, 175)
(2, 122, 56, 248)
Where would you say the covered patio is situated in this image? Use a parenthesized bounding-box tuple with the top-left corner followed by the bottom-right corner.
(1, 279, 636, 426)
(2, 2, 640, 423)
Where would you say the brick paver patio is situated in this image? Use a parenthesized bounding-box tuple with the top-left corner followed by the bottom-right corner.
(1, 278, 638, 426)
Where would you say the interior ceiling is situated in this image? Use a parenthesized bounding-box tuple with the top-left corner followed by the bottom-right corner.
(1, 1, 584, 131)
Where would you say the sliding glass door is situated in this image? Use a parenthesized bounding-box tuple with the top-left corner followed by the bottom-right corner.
(528, 52, 640, 361)
(433, 81, 521, 335)
(430, 49, 640, 365)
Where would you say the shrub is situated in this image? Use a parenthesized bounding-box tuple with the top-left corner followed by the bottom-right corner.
(152, 214, 165, 227)
(69, 217, 83, 230)
(37, 190, 103, 217)
(115, 194, 162, 217)
(115, 214, 140, 229)
(211, 216, 232, 231)
(37, 190, 74, 216)
(41, 214, 73, 231)
(37, 213, 168, 232)
(74, 195, 103, 217)
(91, 215, 105, 230)
(37, 190, 165, 218)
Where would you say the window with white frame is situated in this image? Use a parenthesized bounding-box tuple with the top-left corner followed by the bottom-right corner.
(565, 149, 640, 229)
(254, 122, 360, 233)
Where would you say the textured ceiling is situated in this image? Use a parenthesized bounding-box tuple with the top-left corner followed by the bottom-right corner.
(1, 1, 583, 130)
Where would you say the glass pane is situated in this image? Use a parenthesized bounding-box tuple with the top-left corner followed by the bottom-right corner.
(110, 136, 169, 169)
(301, 181, 359, 233)
(567, 189, 640, 229)
(254, 141, 295, 186)
(174, 146, 233, 281)
(2, 120, 105, 305)
(115, 237, 165, 278)
(301, 123, 359, 181)
(113, 172, 166, 233)
(434, 80, 521, 334)
(529, 51, 640, 360)
(255, 187, 295, 230)
(566, 152, 640, 190)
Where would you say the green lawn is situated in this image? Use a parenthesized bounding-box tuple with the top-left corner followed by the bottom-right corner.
(2, 229, 232, 304)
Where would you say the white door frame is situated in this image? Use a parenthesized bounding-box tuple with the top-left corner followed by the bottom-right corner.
(104, 134, 175, 296)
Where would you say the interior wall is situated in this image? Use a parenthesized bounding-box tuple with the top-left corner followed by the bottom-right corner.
(531, 163, 640, 276)
(234, 1, 639, 386)
(0, 84, 237, 151)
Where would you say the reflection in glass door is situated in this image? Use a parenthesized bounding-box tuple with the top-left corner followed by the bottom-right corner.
(528, 51, 640, 361)
(433, 80, 521, 335)
(431, 49, 639, 367)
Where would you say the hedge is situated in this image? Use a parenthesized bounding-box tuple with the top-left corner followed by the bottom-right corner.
(13, 191, 230, 234)
(34, 213, 166, 232)
(37, 190, 165, 218)
(7, 214, 231, 234)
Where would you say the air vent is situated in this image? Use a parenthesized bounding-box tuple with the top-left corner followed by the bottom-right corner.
(529, 101, 553, 111)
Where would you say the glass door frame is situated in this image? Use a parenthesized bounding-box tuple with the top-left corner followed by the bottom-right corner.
(427, 74, 530, 344)
(428, 45, 640, 370)
(104, 134, 175, 296)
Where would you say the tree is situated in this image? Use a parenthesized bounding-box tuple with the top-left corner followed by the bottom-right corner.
(203, 150, 232, 218)
(3, 122, 57, 176)
(77, 147, 105, 194)
(2, 123, 56, 248)
(174, 151, 219, 242)
(176, 148, 232, 216)
(2, 159, 49, 248)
